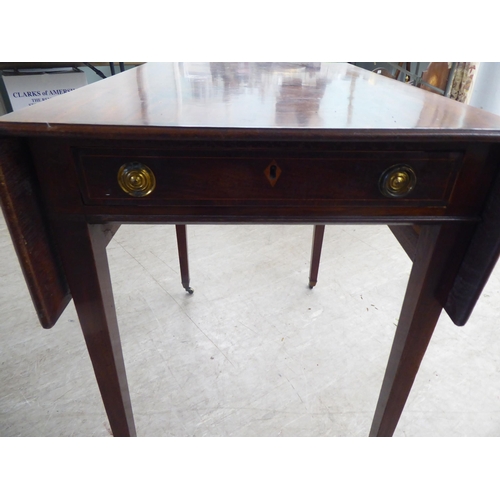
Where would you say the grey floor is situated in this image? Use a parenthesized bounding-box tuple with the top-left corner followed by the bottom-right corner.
(2, 211, 500, 437)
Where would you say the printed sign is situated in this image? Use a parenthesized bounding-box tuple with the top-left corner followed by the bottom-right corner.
(1, 68, 87, 111)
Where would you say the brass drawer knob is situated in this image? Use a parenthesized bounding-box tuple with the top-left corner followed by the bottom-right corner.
(379, 165, 416, 198)
(118, 162, 156, 197)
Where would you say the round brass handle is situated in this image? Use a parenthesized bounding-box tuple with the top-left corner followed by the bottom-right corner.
(117, 162, 156, 197)
(379, 164, 416, 198)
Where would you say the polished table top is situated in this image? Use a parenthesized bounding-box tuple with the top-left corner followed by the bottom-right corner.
(3, 62, 500, 136)
(2, 62, 500, 436)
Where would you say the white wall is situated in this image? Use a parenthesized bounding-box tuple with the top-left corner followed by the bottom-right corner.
(469, 63, 500, 116)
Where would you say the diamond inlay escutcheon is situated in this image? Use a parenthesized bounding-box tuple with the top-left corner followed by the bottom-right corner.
(264, 160, 282, 187)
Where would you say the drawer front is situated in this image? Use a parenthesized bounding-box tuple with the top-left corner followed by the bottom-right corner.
(76, 149, 462, 208)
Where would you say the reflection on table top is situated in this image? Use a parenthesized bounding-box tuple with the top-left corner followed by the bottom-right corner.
(2, 62, 500, 137)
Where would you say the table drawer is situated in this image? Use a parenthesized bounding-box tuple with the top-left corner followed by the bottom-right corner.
(76, 150, 462, 207)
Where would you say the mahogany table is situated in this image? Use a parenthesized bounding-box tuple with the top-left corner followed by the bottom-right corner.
(2, 62, 500, 437)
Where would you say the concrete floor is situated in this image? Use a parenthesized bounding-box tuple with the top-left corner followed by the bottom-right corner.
(2, 211, 500, 437)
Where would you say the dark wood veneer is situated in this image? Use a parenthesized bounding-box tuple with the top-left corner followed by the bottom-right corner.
(0, 137, 70, 328)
